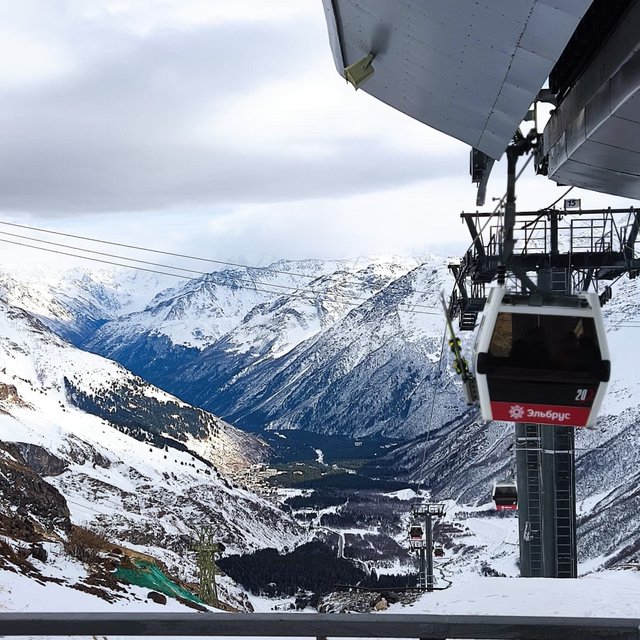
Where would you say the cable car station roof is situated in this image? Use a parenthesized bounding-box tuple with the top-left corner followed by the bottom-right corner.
(542, 0, 640, 199)
(323, 0, 640, 199)
(322, 0, 593, 160)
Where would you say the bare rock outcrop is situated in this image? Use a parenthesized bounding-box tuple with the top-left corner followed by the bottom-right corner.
(0, 441, 72, 541)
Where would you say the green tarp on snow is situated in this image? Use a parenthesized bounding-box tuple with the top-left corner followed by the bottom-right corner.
(115, 559, 204, 606)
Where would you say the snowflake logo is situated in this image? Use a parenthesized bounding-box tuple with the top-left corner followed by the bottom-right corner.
(508, 404, 525, 420)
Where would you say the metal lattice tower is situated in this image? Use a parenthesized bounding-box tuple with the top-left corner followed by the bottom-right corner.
(192, 527, 219, 607)
(516, 423, 543, 576)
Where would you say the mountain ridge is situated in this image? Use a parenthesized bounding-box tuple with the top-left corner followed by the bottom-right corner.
(1, 256, 638, 572)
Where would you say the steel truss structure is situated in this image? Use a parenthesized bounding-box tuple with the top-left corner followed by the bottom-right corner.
(449, 206, 640, 331)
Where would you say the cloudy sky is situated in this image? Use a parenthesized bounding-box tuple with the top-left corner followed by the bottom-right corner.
(0, 0, 636, 272)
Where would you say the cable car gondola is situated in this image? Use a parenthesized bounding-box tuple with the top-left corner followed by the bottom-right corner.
(409, 524, 423, 540)
(408, 523, 424, 550)
(433, 544, 445, 558)
(492, 480, 518, 511)
(474, 288, 610, 427)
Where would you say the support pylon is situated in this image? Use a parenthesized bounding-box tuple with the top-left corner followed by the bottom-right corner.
(192, 527, 220, 607)
(410, 503, 445, 592)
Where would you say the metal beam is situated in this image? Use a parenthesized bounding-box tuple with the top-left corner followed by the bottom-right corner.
(0, 613, 639, 638)
(464, 216, 486, 260)
(461, 208, 636, 218)
(624, 209, 640, 261)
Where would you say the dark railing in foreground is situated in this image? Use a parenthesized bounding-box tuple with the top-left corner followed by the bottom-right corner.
(0, 613, 639, 639)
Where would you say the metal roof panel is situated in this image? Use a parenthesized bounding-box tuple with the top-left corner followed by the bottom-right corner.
(323, 0, 593, 159)
(543, 0, 640, 199)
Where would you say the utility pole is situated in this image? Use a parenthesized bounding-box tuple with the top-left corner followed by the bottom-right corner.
(410, 503, 445, 592)
(192, 527, 220, 607)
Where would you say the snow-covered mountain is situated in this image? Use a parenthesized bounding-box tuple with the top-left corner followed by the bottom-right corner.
(170, 260, 466, 438)
(2, 256, 639, 573)
(0, 265, 171, 344)
(82, 258, 416, 351)
(72, 258, 459, 437)
(0, 296, 306, 609)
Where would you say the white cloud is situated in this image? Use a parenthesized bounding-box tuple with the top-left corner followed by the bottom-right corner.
(0, 29, 76, 87)
(202, 64, 466, 161)
(72, 0, 317, 35)
(0, 0, 636, 271)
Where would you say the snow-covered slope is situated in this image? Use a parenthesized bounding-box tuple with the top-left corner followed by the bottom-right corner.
(3, 258, 640, 559)
(0, 297, 306, 609)
(0, 265, 170, 343)
(1, 256, 640, 608)
(81, 258, 421, 384)
(170, 258, 467, 438)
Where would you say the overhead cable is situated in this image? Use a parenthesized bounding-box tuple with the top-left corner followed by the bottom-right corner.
(0, 236, 443, 317)
(0, 218, 439, 298)
(0, 219, 319, 280)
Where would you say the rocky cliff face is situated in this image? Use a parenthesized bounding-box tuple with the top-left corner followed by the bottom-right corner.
(14, 442, 69, 476)
(0, 441, 71, 540)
